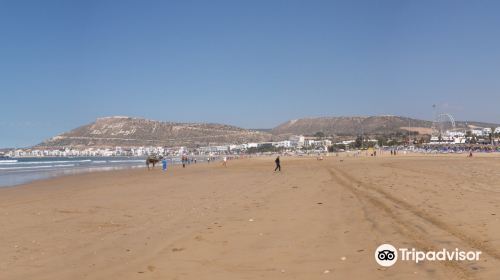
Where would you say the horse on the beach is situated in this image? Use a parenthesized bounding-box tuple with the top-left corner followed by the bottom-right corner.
(146, 155, 163, 170)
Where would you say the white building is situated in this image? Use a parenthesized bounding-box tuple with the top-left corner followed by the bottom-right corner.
(430, 136, 454, 144)
(305, 139, 332, 147)
(447, 131, 465, 138)
(256, 142, 273, 148)
(336, 140, 356, 145)
(246, 143, 258, 148)
(197, 146, 229, 154)
(229, 144, 246, 151)
(289, 135, 305, 147)
(495, 127, 500, 134)
(471, 128, 484, 136)
(304, 139, 315, 147)
(483, 128, 492, 135)
(317, 139, 332, 146)
(272, 141, 292, 148)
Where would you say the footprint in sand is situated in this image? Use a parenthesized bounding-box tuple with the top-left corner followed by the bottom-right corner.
(194, 235, 204, 241)
(147, 265, 156, 272)
(172, 247, 185, 252)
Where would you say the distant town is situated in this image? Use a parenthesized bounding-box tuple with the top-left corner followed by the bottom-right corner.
(2, 135, 331, 158)
(3, 125, 500, 158)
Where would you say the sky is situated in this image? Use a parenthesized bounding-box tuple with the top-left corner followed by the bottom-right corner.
(1, 0, 500, 148)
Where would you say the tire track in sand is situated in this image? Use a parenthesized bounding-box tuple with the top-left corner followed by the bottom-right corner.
(328, 166, 500, 279)
(332, 166, 500, 260)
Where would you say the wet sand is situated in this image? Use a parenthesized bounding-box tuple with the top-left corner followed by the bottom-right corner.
(1, 155, 499, 279)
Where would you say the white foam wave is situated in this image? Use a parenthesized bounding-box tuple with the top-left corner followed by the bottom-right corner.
(3, 160, 92, 165)
(108, 160, 145, 163)
(0, 160, 19, 164)
(0, 165, 54, 170)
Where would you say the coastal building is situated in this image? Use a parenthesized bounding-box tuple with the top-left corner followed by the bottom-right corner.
(246, 143, 258, 149)
(337, 140, 356, 146)
(471, 128, 484, 136)
(430, 135, 466, 144)
(272, 141, 292, 148)
(304, 139, 332, 147)
(257, 142, 273, 148)
(289, 135, 305, 147)
(229, 144, 247, 151)
(215, 145, 230, 152)
(196, 145, 229, 154)
(447, 131, 466, 138)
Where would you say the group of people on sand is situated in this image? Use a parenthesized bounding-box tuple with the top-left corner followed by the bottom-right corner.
(180, 155, 197, 168)
(154, 154, 282, 173)
(158, 155, 198, 171)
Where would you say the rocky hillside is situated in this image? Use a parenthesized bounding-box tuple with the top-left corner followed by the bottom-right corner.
(36, 115, 500, 148)
(37, 117, 273, 148)
(272, 116, 500, 136)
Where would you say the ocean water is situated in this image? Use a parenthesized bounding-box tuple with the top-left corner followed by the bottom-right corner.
(0, 157, 147, 188)
(0, 156, 212, 188)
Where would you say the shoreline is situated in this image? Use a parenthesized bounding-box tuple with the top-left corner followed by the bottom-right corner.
(1, 151, 499, 189)
(0, 156, 212, 188)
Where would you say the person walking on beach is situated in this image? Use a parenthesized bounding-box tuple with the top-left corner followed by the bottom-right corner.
(162, 158, 168, 172)
(222, 156, 227, 167)
(274, 156, 281, 172)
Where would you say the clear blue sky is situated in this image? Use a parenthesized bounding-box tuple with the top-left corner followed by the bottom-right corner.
(1, 0, 500, 148)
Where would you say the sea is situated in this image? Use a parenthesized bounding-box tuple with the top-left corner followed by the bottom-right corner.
(0, 157, 150, 188)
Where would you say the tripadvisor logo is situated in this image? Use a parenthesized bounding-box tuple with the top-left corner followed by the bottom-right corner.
(375, 244, 398, 267)
(375, 244, 481, 267)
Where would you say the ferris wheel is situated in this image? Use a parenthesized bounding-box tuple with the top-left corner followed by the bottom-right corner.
(432, 113, 456, 136)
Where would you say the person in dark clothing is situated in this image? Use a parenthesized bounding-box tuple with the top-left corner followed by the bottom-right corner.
(274, 156, 281, 172)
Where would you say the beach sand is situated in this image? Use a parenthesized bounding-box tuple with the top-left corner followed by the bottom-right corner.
(1, 155, 499, 279)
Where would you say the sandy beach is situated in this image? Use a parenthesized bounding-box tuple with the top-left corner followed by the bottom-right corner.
(1, 155, 500, 279)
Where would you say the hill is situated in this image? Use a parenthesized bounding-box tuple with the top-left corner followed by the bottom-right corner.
(36, 115, 500, 148)
(271, 116, 500, 136)
(37, 116, 273, 148)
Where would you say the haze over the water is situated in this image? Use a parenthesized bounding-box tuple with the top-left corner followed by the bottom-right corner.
(1, 0, 500, 148)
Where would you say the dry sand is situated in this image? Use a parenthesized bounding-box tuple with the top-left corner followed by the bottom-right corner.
(1, 155, 500, 279)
